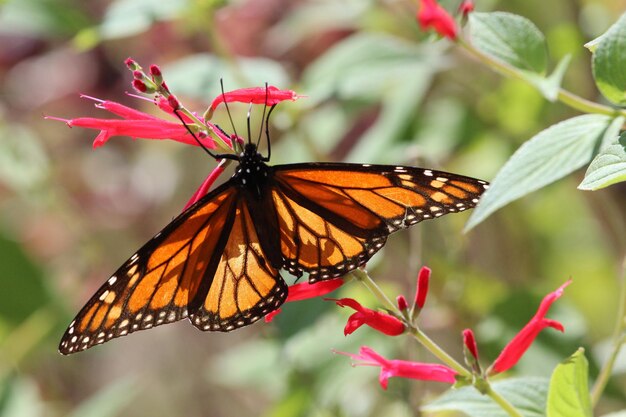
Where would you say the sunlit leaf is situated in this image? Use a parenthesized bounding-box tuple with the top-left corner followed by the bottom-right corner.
(466, 115, 613, 230)
(546, 348, 592, 417)
(469, 12, 548, 74)
(592, 12, 626, 105)
(579, 131, 626, 190)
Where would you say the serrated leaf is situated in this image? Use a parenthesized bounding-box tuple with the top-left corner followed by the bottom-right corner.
(465, 115, 612, 230)
(546, 348, 592, 417)
(469, 12, 548, 74)
(579, 131, 626, 190)
(422, 377, 548, 417)
(592, 12, 626, 105)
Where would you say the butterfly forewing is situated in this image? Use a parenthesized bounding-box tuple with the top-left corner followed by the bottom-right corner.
(59, 184, 238, 354)
(272, 163, 489, 281)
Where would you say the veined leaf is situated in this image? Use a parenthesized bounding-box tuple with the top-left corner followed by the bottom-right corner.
(579, 130, 626, 190)
(546, 348, 592, 417)
(592, 12, 626, 106)
(466, 115, 613, 230)
(469, 12, 548, 74)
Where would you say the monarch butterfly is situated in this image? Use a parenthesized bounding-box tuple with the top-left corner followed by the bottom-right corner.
(59, 93, 488, 355)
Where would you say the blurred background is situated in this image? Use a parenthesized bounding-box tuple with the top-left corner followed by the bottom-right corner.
(1, 0, 626, 416)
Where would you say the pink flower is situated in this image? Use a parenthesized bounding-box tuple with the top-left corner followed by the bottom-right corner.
(46, 96, 218, 149)
(489, 280, 572, 374)
(207, 86, 302, 118)
(328, 298, 405, 336)
(335, 346, 457, 389)
(414, 266, 431, 309)
(264, 278, 344, 323)
(416, 0, 458, 40)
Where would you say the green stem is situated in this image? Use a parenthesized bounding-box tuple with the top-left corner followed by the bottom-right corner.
(591, 255, 626, 407)
(485, 385, 526, 417)
(352, 268, 526, 417)
(409, 327, 470, 377)
(352, 269, 470, 376)
(458, 39, 626, 118)
(350, 268, 400, 315)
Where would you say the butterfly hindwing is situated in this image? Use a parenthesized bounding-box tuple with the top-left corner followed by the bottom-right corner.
(59, 184, 238, 354)
(189, 197, 288, 331)
(272, 163, 489, 281)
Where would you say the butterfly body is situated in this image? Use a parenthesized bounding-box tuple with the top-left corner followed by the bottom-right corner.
(60, 140, 488, 354)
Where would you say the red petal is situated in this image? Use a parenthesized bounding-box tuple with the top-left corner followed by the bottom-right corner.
(209, 86, 301, 113)
(416, 0, 458, 39)
(183, 163, 226, 210)
(490, 280, 571, 374)
(414, 266, 431, 309)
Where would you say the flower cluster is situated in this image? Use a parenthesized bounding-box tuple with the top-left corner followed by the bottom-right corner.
(47, 59, 300, 209)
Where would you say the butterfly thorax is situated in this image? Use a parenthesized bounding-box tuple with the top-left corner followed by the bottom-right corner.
(233, 143, 271, 200)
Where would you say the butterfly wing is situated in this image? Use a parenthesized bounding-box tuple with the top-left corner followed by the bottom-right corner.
(189, 196, 288, 331)
(271, 163, 488, 281)
(59, 182, 239, 354)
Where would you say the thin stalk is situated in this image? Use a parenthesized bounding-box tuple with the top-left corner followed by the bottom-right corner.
(485, 385, 526, 417)
(591, 255, 626, 406)
(350, 268, 400, 315)
(408, 327, 470, 376)
(458, 39, 626, 118)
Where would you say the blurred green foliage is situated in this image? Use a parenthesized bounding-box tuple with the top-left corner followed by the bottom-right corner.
(0, 0, 625, 416)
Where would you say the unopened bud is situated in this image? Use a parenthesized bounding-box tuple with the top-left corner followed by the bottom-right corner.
(396, 295, 408, 311)
(132, 70, 144, 80)
(124, 57, 139, 70)
(167, 95, 180, 110)
(132, 79, 148, 93)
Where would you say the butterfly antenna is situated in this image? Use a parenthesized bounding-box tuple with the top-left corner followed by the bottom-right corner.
(263, 104, 277, 161)
(172, 109, 219, 159)
(220, 79, 239, 143)
(256, 82, 269, 148)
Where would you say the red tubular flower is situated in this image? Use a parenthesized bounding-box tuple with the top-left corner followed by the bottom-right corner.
(183, 163, 227, 210)
(264, 278, 344, 323)
(463, 328, 479, 360)
(335, 346, 457, 389)
(414, 266, 431, 309)
(328, 298, 405, 336)
(207, 86, 302, 119)
(396, 295, 408, 311)
(459, 0, 474, 16)
(416, 0, 458, 40)
(46, 96, 217, 149)
(489, 280, 572, 374)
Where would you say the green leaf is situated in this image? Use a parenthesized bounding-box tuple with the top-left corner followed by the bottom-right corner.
(579, 131, 626, 190)
(592, 12, 626, 105)
(466, 115, 612, 230)
(546, 348, 592, 417)
(524, 54, 571, 102)
(422, 377, 548, 417)
(469, 12, 548, 74)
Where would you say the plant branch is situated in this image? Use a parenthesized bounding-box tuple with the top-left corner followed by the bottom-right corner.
(458, 39, 626, 118)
